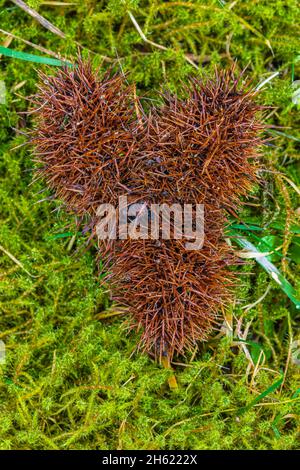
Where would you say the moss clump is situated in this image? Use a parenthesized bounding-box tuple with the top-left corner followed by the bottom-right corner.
(0, 0, 299, 450)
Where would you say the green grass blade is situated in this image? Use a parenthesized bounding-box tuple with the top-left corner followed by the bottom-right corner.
(230, 233, 300, 308)
(229, 223, 264, 232)
(229, 222, 300, 234)
(46, 232, 74, 240)
(0, 46, 73, 67)
(270, 129, 300, 142)
(238, 376, 283, 415)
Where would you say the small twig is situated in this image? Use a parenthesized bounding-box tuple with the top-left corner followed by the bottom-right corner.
(11, 0, 66, 38)
(242, 284, 272, 312)
(249, 349, 265, 389)
(41, 2, 77, 5)
(133, 84, 142, 127)
(255, 71, 279, 91)
(67, 234, 76, 252)
(0, 243, 38, 278)
(280, 175, 300, 197)
(161, 355, 178, 390)
(0, 28, 66, 60)
(235, 317, 254, 370)
(95, 307, 127, 320)
(128, 11, 198, 69)
(280, 313, 293, 394)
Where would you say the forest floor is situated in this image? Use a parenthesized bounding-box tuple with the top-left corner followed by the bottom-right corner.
(0, 0, 299, 450)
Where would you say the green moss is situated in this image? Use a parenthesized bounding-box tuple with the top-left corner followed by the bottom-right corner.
(0, 0, 299, 450)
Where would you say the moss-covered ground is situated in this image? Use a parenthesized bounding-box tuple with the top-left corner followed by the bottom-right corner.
(0, 0, 299, 450)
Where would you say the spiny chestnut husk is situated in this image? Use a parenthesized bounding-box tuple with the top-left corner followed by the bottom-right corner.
(101, 69, 265, 359)
(31, 59, 265, 361)
(31, 58, 141, 218)
(102, 208, 236, 359)
(135, 67, 264, 210)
